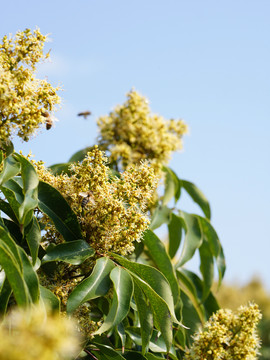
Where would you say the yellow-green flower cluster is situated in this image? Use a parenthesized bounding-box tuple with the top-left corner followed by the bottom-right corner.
(97, 89, 188, 171)
(0, 306, 81, 360)
(184, 303, 262, 360)
(34, 146, 159, 255)
(0, 28, 60, 144)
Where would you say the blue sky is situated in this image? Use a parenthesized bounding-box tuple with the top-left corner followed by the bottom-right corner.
(1, 1, 270, 289)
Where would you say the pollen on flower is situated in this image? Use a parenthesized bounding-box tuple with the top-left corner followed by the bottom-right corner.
(0, 306, 81, 360)
(0, 28, 61, 145)
(184, 303, 262, 360)
(97, 89, 188, 172)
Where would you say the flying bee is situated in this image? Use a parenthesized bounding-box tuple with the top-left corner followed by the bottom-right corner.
(79, 191, 96, 210)
(77, 111, 91, 119)
(42, 111, 58, 130)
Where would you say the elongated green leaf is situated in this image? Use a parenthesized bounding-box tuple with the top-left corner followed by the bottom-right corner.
(18, 247, 39, 303)
(92, 343, 126, 360)
(133, 281, 153, 354)
(143, 230, 179, 306)
(42, 240, 95, 265)
(117, 322, 126, 352)
(40, 285, 60, 311)
(181, 180, 211, 220)
(49, 163, 72, 175)
(0, 277, 12, 314)
(176, 211, 203, 267)
(38, 181, 82, 241)
(0, 186, 21, 221)
(176, 268, 205, 324)
(67, 257, 115, 314)
(146, 353, 166, 360)
(0, 199, 19, 223)
(0, 225, 22, 269)
(125, 351, 148, 360)
(94, 267, 134, 335)
(216, 246, 226, 286)
(131, 274, 173, 352)
(111, 254, 177, 324)
(25, 217, 41, 265)
(0, 141, 14, 156)
(168, 213, 183, 259)
(2, 218, 22, 244)
(68, 147, 94, 162)
(198, 217, 220, 257)
(150, 205, 171, 231)
(0, 243, 30, 306)
(162, 167, 176, 206)
(199, 239, 214, 301)
(0, 154, 20, 186)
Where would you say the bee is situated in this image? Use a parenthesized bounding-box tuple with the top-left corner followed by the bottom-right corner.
(79, 191, 96, 210)
(77, 111, 91, 119)
(42, 111, 57, 130)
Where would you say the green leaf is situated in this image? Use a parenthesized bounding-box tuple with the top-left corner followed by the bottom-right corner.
(49, 163, 72, 175)
(216, 246, 226, 286)
(145, 353, 165, 360)
(125, 351, 148, 360)
(199, 239, 214, 301)
(176, 211, 203, 267)
(111, 254, 177, 324)
(0, 225, 22, 269)
(162, 167, 176, 206)
(38, 181, 83, 241)
(67, 257, 115, 314)
(198, 217, 220, 257)
(18, 247, 39, 303)
(92, 343, 126, 360)
(133, 281, 153, 354)
(0, 154, 21, 186)
(68, 146, 94, 162)
(181, 180, 211, 219)
(168, 213, 183, 259)
(42, 240, 95, 265)
(143, 230, 179, 306)
(2, 219, 22, 244)
(150, 205, 171, 230)
(40, 285, 60, 311)
(176, 268, 205, 324)
(131, 275, 173, 352)
(0, 242, 30, 306)
(117, 322, 127, 352)
(94, 267, 134, 335)
(25, 217, 41, 265)
(0, 185, 22, 222)
(0, 277, 12, 314)
(0, 198, 19, 223)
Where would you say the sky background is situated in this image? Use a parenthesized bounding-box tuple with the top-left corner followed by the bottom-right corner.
(1, 1, 270, 289)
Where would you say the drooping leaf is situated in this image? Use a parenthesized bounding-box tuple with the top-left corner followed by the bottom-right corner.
(111, 254, 177, 324)
(42, 240, 95, 265)
(125, 351, 148, 360)
(0, 277, 12, 314)
(175, 211, 203, 267)
(133, 281, 153, 354)
(67, 257, 115, 314)
(91, 343, 126, 360)
(0, 225, 22, 269)
(38, 181, 82, 241)
(94, 267, 134, 335)
(40, 285, 60, 311)
(168, 213, 183, 259)
(0, 186, 22, 222)
(143, 230, 179, 306)
(2, 218, 22, 244)
(0, 154, 21, 186)
(25, 217, 41, 265)
(149, 205, 171, 231)
(198, 216, 220, 257)
(216, 246, 226, 286)
(0, 198, 19, 224)
(18, 247, 39, 303)
(0, 242, 30, 306)
(117, 322, 127, 353)
(199, 239, 214, 301)
(181, 180, 211, 220)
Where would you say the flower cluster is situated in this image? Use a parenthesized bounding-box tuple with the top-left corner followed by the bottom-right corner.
(97, 89, 188, 171)
(0, 28, 60, 144)
(184, 303, 262, 360)
(33, 146, 159, 255)
(0, 306, 81, 360)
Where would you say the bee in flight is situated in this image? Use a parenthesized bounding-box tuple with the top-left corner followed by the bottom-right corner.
(42, 111, 57, 130)
(77, 111, 91, 120)
(79, 191, 96, 210)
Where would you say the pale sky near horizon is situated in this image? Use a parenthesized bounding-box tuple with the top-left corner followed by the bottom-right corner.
(1, 1, 270, 290)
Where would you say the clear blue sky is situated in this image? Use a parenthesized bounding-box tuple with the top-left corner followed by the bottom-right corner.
(1, 1, 270, 289)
